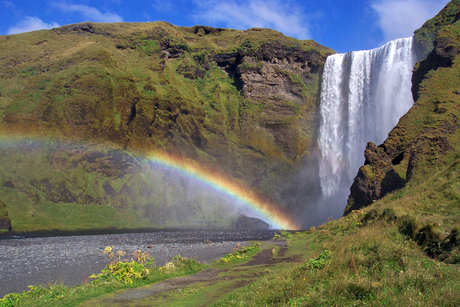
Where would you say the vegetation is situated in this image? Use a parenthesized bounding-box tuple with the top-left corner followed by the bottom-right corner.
(0, 246, 205, 307)
(2, 2, 460, 305)
(89, 247, 154, 284)
(219, 242, 261, 263)
(1, 198, 459, 306)
(0, 139, 248, 231)
(0, 22, 333, 231)
(212, 208, 459, 306)
(414, 0, 460, 56)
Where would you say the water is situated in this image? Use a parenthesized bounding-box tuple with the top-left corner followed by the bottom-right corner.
(0, 230, 276, 296)
(317, 37, 420, 214)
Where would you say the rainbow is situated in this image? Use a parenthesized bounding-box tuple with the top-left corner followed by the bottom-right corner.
(148, 152, 300, 230)
(0, 136, 300, 229)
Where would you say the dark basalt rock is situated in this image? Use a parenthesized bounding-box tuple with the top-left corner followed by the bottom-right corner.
(54, 22, 110, 37)
(231, 215, 270, 230)
(189, 25, 227, 36)
(345, 142, 404, 215)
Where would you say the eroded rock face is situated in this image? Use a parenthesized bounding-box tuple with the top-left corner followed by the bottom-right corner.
(345, 142, 404, 215)
(241, 42, 322, 104)
(0, 200, 12, 232)
(214, 42, 325, 160)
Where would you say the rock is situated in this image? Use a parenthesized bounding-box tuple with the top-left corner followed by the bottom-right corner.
(412, 1, 460, 101)
(0, 200, 12, 232)
(0, 22, 333, 231)
(231, 215, 270, 230)
(214, 42, 327, 160)
(176, 63, 206, 79)
(346, 1, 460, 216)
(345, 142, 404, 215)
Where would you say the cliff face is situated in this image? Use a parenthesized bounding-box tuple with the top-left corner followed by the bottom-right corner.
(346, 0, 460, 214)
(0, 22, 333, 231)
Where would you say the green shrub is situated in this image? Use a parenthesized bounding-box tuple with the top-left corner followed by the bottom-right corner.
(297, 250, 333, 272)
(89, 246, 153, 284)
(220, 243, 261, 263)
(380, 208, 397, 223)
(346, 283, 375, 300)
(360, 209, 379, 225)
(171, 255, 200, 270)
(398, 215, 419, 238)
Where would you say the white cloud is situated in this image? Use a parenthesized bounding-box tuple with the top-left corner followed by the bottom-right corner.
(4, 1, 14, 8)
(193, 0, 310, 39)
(152, 0, 173, 13)
(7, 16, 59, 34)
(371, 0, 450, 41)
(51, 2, 123, 23)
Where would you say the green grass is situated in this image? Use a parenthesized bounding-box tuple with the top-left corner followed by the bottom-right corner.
(2, 207, 459, 306)
(0, 21, 333, 231)
(212, 212, 459, 306)
(0, 139, 255, 231)
(1, 254, 206, 307)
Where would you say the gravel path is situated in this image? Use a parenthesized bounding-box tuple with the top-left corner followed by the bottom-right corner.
(0, 230, 276, 297)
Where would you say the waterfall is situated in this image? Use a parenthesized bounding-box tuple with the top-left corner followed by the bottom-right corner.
(318, 37, 419, 209)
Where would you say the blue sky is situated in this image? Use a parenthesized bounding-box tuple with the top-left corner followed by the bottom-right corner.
(0, 0, 450, 53)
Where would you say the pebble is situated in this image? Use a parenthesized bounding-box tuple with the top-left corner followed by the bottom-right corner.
(0, 229, 276, 297)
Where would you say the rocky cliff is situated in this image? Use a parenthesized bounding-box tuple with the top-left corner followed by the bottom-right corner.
(0, 23, 333, 231)
(346, 0, 460, 214)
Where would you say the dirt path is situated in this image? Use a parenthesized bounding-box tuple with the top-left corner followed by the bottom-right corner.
(82, 240, 291, 307)
(0, 230, 276, 297)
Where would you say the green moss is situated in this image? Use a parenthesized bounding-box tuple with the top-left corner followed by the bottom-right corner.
(140, 40, 160, 55)
(0, 21, 333, 231)
(414, 0, 460, 55)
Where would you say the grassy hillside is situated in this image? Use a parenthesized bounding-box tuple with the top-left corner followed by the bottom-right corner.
(0, 139, 253, 231)
(0, 22, 333, 231)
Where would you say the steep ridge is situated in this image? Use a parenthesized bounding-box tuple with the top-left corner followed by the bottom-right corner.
(0, 23, 333, 231)
(346, 0, 460, 216)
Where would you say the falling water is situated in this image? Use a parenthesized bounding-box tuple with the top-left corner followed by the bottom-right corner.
(318, 37, 420, 211)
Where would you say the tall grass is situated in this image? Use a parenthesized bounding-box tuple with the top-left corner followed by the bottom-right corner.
(213, 207, 459, 306)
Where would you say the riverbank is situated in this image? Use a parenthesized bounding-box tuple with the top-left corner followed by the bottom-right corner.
(0, 230, 277, 297)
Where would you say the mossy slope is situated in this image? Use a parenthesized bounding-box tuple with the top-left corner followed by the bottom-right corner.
(0, 22, 333, 231)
